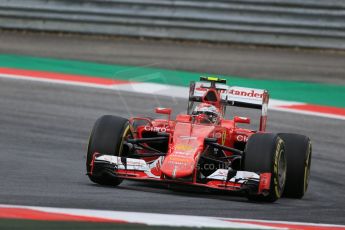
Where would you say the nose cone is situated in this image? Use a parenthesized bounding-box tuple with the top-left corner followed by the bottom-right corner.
(161, 154, 196, 179)
(161, 122, 216, 179)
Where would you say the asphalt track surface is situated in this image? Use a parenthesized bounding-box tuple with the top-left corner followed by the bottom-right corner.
(1, 78, 345, 224)
(0, 31, 345, 225)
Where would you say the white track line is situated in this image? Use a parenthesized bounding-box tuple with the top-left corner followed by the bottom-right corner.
(1, 73, 344, 120)
(0, 204, 276, 229)
(2, 204, 345, 229)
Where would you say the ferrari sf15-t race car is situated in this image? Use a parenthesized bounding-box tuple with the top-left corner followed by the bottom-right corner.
(86, 77, 312, 202)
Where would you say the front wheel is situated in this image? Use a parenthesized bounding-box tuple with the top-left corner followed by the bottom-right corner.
(244, 133, 286, 202)
(86, 115, 131, 186)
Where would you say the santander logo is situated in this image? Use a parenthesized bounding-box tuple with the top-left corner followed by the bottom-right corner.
(194, 84, 264, 99)
(229, 89, 263, 98)
(195, 87, 207, 91)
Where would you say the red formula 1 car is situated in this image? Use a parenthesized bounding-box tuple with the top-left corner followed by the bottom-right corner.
(86, 77, 312, 202)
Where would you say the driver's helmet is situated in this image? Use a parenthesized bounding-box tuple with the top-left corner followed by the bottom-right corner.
(192, 103, 221, 124)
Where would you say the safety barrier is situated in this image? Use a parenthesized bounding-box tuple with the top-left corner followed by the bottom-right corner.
(0, 0, 344, 49)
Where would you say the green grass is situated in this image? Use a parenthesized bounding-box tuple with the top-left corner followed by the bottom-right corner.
(1, 54, 344, 108)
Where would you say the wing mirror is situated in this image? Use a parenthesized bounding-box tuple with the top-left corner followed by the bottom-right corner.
(234, 116, 251, 124)
(155, 107, 172, 115)
(155, 107, 172, 120)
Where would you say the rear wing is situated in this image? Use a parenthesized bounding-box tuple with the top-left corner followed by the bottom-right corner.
(188, 78, 269, 131)
(222, 86, 268, 110)
(190, 82, 269, 109)
(223, 86, 269, 131)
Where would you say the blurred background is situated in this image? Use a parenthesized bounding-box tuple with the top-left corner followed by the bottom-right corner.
(0, 0, 344, 83)
(0, 0, 345, 226)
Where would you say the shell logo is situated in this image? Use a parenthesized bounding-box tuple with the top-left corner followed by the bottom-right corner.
(175, 144, 194, 151)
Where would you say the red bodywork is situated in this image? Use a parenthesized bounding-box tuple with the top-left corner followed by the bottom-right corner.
(133, 117, 249, 178)
(91, 80, 271, 194)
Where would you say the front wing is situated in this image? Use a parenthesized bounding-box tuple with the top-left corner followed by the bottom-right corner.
(90, 154, 271, 195)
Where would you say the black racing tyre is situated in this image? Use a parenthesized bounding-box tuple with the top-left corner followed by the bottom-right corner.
(279, 133, 312, 199)
(244, 133, 286, 202)
(86, 115, 131, 186)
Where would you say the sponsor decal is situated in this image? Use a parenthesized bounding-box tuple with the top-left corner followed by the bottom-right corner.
(166, 161, 190, 166)
(96, 155, 150, 171)
(175, 144, 194, 151)
(229, 89, 263, 98)
(195, 86, 207, 92)
(179, 136, 197, 140)
(144, 125, 169, 132)
(208, 169, 228, 179)
(168, 155, 193, 162)
(173, 151, 192, 156)
(166, 155, 195, 170)
(213, 131, 226, 144)
(207, 170, 260, 182)
(236, 135, 248, 142)
(214, 132, 222, 139)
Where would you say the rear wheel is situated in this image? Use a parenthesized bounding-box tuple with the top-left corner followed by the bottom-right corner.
(86, 115, 131, 186)
(279, 133, 312, 198)
(244, 133, 286, 202)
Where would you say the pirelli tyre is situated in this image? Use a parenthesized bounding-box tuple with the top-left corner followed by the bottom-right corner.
(244, 133, 286, 202)
(86, 115, 131, 186)
(279, 133, 312, 199)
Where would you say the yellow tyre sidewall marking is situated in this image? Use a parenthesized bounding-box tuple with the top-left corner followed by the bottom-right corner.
(303, 142, 311, 193)
(119, 124, 130, 157)
(273, 138, 284, 198)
